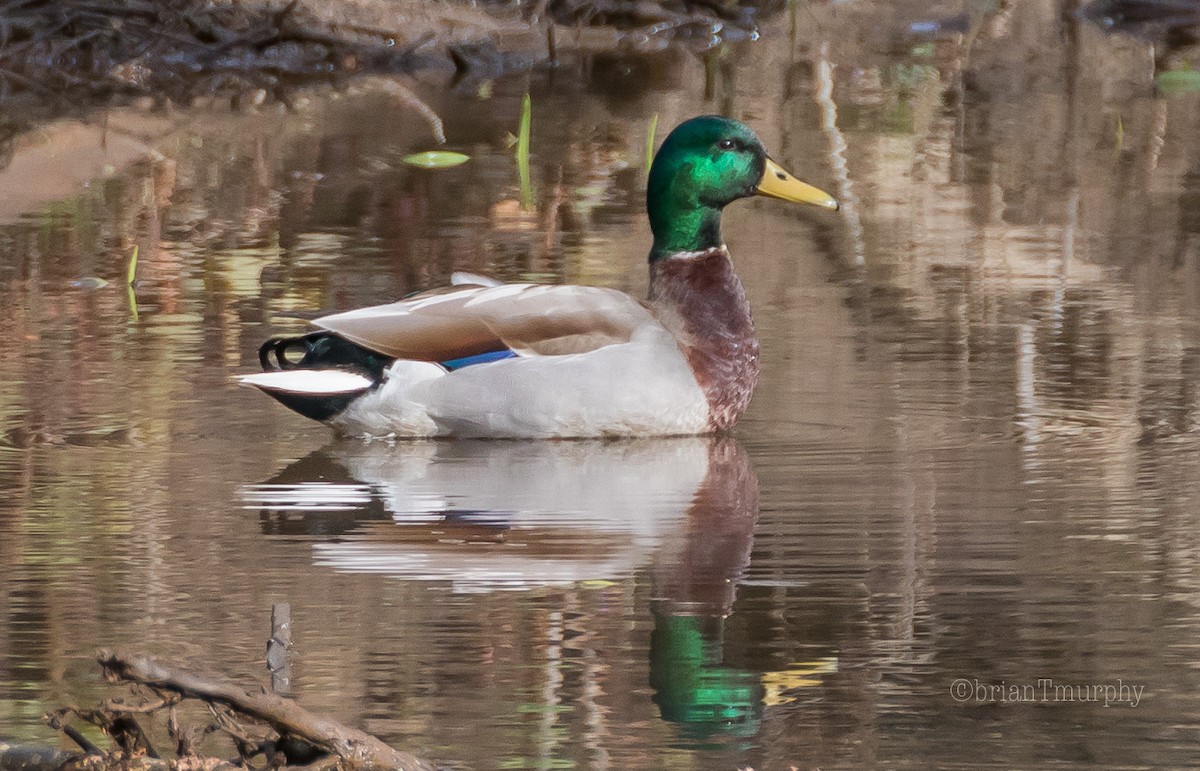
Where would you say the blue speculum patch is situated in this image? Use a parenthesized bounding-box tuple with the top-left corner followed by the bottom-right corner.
(440, 349, 518, 371)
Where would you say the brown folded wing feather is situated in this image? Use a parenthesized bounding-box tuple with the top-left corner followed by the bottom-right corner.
(313, 283, 657, 361)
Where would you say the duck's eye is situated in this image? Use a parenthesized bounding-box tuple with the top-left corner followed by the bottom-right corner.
(717, 138, 737, 150)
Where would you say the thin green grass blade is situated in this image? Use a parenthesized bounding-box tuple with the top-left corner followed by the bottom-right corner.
(644, 113, 658, 178)
(127, 245, 139, 321)
(517, 93, 533, 211)
(126, 245, 138, 287)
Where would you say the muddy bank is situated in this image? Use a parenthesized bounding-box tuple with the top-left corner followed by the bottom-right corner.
(0, 0, 775, 115)
(1, 0, 1196, 144)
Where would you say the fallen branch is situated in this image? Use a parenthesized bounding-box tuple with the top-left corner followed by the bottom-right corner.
(97, 650, 435, 771)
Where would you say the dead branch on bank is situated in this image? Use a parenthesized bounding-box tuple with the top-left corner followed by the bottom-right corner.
(0, 0, 784, 106)
(0, 0, 429, 106)
(12, 649, 435, 771)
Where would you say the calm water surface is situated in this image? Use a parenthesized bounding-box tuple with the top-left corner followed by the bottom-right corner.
(3, 2, 1200, 768)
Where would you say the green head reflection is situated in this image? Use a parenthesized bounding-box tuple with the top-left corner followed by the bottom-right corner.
(650, 612, 763, 741)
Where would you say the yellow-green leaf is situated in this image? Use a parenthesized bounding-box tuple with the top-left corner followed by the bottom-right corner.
(1156, 69, 1200, 94)
(402, 151, 470, 168)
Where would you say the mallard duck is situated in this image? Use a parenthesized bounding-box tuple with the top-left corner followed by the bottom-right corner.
(240, 115, 837, 438)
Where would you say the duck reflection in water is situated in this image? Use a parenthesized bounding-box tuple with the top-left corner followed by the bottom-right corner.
(246, 437, 823, 742)
(647, 439, 764, 742)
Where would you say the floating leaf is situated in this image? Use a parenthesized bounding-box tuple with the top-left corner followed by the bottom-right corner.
(516, 703, 574, 714)
(1156, 69, 1200, 94)
(71, 277, 109, 289)
(402, 151, 470, 168)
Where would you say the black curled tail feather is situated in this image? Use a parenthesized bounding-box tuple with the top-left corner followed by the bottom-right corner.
(258, 335, 312, 371)
(257, 332, 391, 381)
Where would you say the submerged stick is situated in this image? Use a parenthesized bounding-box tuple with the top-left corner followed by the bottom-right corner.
(268, 601, 293, 695)
(61, 723, 102, 755)
(97, 650, 435, 771)
(0, 743, 79, 770)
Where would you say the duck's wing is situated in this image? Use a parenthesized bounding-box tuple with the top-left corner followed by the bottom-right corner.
(314, 283, 656, 361)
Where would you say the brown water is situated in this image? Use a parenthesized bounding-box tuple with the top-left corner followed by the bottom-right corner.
(3, 2, 1200, 768)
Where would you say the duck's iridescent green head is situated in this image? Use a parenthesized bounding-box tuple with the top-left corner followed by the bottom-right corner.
(647, 116, 838, 261)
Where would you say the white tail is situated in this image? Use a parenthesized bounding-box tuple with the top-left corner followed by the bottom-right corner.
(238, 370, 374, 395)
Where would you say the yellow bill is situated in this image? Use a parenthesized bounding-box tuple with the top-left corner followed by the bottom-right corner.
(756, 158, 839, 210)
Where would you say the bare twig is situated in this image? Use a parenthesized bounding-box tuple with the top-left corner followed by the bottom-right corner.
(207, 702, 266, 762)
(102, 691, 182, 715)
(273, 0, 303, 28)
(45, 704, 158, 758)
(377, 80, 445, 144)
